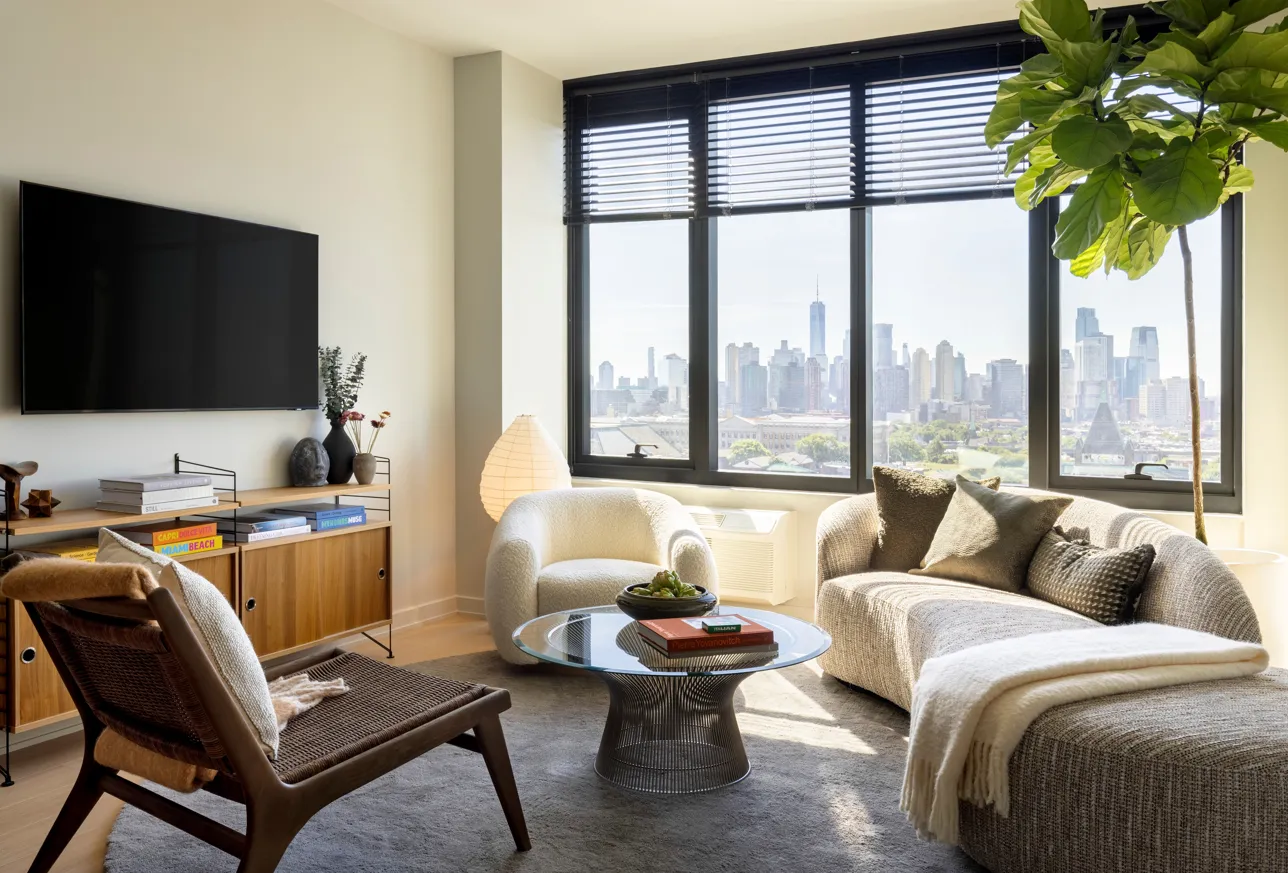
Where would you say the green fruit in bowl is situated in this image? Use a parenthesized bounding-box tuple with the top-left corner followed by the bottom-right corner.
(631, 571, 700, 598)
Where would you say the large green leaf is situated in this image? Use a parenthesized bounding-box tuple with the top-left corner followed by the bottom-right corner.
(985, 96, 1028, 148)
(1113, 93, 1194, 120)
(1237, 117, 1288, 148)
(1149, 0, 1231, 31)
(1121, 217, 1174, 278)
(1014, 149, 1087, 209)
(1219, 162, 1256, 203)
(1126, 114, 1196, 141)
(1052, 115, 1134, 167)
(1052, 38, 1116, 89)
(1207, 67, 1288, 114)
(1133, 138, 1225, 224)
(1133, 42, 1215, 85)
(1229, 0, 1288, 28)
(1102, 202, 1137, 275)
(1021, 54, 1066, 77)
(1019, 0, 1092, 42)
(1198, 11, 1238, 53)
(1071, 222, 1113, 276)
(1214, 29, 1288, 73)
(1053, 164, 1127, 258)
(1005, 123, 1058, 173)
(1020, 87, 1089, 124)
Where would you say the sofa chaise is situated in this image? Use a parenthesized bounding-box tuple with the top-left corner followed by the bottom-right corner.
(815, 489, 1288, 873)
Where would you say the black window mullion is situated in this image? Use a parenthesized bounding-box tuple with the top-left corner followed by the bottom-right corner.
(567, 223, 590, 462)
(1222, 195, 1243, 503)
(1028, 200, 1055, 493)
(691, 217, 716, 475)
(853, 206, 872, 492)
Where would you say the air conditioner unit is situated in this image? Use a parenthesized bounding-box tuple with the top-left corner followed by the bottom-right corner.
(683, 506, 797, 605)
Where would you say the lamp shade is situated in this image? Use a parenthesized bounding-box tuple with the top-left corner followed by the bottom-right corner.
(479, 415, 572, 522)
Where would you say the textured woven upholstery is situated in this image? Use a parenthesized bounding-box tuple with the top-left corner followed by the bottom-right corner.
(484, 488, 718, 664)
(815, 489, 1279, 873)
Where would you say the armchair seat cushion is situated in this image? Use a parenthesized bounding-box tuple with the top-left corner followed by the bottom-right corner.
(272, 653, 487, 784)
(537, 558, 664, 615)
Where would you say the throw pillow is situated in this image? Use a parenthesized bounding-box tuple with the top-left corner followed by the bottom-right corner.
(911, 476, 1073, 592)
(96, 528, 281, 756)
(1027, 528, 1156, 624)
(870, 466, 1002, 571)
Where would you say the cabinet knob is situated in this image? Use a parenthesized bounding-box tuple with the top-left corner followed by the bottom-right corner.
(246, 598, 257, 611)
(377, 568, 386, 580)
(20, 647, 36, 664)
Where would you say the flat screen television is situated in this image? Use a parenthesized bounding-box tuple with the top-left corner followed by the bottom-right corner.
(20, 182, 319, 413)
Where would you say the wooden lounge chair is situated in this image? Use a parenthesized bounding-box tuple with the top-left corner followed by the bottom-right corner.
(20, 588, 530, 873)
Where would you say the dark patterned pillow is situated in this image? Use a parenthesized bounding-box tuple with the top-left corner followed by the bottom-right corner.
(1026, 528, 1156, 624)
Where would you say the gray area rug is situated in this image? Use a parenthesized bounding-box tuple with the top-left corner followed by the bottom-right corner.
(107, 653, 982, 872)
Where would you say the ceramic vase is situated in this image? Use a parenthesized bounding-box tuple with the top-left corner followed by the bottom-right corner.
(323, 420, 356, 485)
(353, 453, 377, 485)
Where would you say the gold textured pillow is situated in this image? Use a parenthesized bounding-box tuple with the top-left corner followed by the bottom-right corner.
(911, 476, 1073, 592)
(870, 466, 1002, 571)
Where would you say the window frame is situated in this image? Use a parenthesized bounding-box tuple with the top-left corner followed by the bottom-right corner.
(565, 11, 1243, 514)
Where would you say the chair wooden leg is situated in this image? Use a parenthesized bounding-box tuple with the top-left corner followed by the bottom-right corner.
(236, 809, 302, 873)
(474, 714, 531, 852)
(26, 765, 106, 873)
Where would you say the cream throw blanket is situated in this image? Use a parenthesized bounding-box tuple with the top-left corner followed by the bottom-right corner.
(901, 623, 1268, 844)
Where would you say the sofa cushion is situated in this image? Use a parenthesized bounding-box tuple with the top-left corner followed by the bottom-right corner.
(1026, 530, 1155, 624)
(912, 477, 1073, 592)
(537, 558, 664, 615)
(870, 466, 1001, 572)
(816, 571, 1095, 709)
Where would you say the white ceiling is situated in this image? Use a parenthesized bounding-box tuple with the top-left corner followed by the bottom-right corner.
(326, 0, 1121, 81)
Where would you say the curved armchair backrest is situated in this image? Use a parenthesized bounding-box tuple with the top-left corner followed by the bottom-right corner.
(500, 487, 670, 566)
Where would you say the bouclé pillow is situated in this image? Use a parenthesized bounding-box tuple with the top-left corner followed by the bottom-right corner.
(1027, 528, 1156, 624)
(911, 477, 1072, 592)
(870, 466, 1002, 571)
(96, 528, 280, 756)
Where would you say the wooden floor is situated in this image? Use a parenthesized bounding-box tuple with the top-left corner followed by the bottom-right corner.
(0, 614, 494, 873)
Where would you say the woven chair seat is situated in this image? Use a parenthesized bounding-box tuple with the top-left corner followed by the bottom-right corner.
(271, 653, 488, 784)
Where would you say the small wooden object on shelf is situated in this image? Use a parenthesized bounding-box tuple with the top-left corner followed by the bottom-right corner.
(20, 490, 60, 519)
(0, 462, 37, 519)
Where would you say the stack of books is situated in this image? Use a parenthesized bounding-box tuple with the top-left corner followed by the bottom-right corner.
(117, 520, 224, 557)
(22, 537, 100, 562)
(216, 513, 310, 543)
(637, 615, 778, 657)
(97, 473, 220, 515)
(270, 503, 367, 532)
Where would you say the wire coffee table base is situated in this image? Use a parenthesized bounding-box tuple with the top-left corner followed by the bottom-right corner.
(594, 671, 750, 794)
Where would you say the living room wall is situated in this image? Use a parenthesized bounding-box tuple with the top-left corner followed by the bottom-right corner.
(0, 0, 457, 622)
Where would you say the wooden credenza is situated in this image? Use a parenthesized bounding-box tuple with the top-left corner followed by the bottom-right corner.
(2, 483, 392, 736)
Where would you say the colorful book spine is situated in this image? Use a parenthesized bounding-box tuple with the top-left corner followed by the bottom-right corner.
(149, 521, 218, 547)
(312, 511, 366, 531)
(154, 535, 224, 557)
(223, 526, 311, 543)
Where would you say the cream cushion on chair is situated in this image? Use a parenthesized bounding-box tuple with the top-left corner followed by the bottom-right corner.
(485, 487, 718, 664)
(96, 528, 281, 755)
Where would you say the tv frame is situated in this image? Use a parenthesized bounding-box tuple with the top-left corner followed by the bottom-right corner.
(18, 181, 320, 415)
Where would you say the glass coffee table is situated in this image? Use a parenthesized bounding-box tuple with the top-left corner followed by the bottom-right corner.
(513, 605, 831, 794)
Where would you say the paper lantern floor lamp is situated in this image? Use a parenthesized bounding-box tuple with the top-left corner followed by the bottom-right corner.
(479, 415, 572, 522)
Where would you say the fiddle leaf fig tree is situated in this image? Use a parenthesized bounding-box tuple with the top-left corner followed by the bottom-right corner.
(988, 0, 1288, 544)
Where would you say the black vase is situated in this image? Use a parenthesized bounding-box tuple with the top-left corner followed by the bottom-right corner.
(322, 420, 355, 485)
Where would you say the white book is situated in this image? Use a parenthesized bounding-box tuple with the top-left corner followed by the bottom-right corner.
(99, 484, 215, 504)
(220, 525, 311, 543)
(96, 495, 221, 515)
(98, 473, 213, 492)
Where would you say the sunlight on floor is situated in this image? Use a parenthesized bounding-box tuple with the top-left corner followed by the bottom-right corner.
(738, 711, 877, 754)
(740, 669, 837, 721)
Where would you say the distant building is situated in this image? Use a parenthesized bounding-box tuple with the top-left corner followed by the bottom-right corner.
(874, 365, 909, 421)
(597, 361, 614, 392)
(1059, 349, 1076, 421)
(810, 293, 826, 358)
(778, 361, 806, 411)
(1075, 307, 1100, 343)
(988, 358, 1026, 418)
(768, 340, 805, 410)
(873, 323, 893, 370)
(663, 353, 688, 411)
(954, 352, 966, 403)
(647, 347, 656, 389)
(724, 341, 758, 409)
(739, 363, 768, 416)
(805, 356, 825, 412)
(934, 340, 955, 402)
(1129, 326, 1160, 384)
(910, 347, 932, 406)
(830, 356, 850, 414)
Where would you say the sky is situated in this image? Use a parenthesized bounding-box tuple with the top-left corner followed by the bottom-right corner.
(587, 199, 1225, 392)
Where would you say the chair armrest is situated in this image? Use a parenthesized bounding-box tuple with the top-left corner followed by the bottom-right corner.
(484, 506, 548, 659)
(648, 501, 718, 595)
(816, 494, 879, 588)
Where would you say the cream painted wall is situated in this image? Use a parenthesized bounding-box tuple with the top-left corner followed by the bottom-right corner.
(454, 52, 564, 612)
(0, 0, 456, 620)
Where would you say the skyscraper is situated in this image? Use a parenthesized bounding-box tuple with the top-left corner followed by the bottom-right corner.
(810, 283, 826, 358)
(647, 347, 656, 389)
(954, 352, 966, 402)
(723, 342, 758, 408)
(1059, 349, 1076, 421)
(805, 356, 824, 412)
(597, 361, 614, 392)
(910, 347, 932, 406)
(934, 340, 955, 402)
(1129, 326, 1160, 383)
(901, 343, 910, 369)
(1075, 307, 1100, 342)
(779, 360, 806, 410)
(873, 323, 893, 370)
(988, 359, 1026, 418)
(874, 365, 909, 421)
(664, 353, 688, 410)
(739, 363, 768, 416)
(831, 356, 850, 414)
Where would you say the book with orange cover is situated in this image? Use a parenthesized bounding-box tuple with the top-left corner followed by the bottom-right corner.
(116, 519, 219, 547)
(637, 615, 774, 654)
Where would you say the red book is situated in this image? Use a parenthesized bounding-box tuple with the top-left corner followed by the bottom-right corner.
(115, 519, 218, 547)
(637, 615, 774, 654)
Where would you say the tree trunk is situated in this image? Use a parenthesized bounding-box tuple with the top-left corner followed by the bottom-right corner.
(1178, 225, 1207, 545)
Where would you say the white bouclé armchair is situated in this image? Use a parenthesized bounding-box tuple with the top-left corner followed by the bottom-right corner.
(484, 488, 719, 664)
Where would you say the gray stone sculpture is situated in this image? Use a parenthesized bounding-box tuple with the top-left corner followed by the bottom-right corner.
(289, 438, 330, 487)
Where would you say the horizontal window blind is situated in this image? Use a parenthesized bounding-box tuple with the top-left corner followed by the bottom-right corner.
(864, 65, 1023, 203)
(568, 85, 698, 223)
(708, 82, 854, 212)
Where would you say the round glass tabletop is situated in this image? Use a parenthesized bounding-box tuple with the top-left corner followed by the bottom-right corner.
(512, 605, 831, 676)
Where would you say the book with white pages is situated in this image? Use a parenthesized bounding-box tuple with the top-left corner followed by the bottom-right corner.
(98, 473, 214, 492)
(96, 495, 221, 515)
(99, 484, 215, 505)
(219, 525, 311, 543)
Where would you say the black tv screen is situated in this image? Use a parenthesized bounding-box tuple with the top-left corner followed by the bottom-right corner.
(20, 182, 319, 413)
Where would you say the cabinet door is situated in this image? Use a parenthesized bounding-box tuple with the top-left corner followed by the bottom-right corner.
(176, 552, 235, 605)
(318, 527, 390, 636)
(240, 541, 322, 656)
(9, 602, 76, 729)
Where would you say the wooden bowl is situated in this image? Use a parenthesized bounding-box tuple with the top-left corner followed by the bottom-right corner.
(615, 584, 718, 621)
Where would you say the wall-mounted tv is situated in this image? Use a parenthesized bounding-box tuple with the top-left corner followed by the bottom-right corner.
(20, 182, 319, 413)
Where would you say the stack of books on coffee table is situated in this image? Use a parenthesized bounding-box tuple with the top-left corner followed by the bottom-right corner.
(637, 615, 778, 657)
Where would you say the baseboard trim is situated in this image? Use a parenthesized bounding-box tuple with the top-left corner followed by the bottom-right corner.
(7, 716, 83, 752)
(391, 597, 458, 630)
(456, 595, 485, 616)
